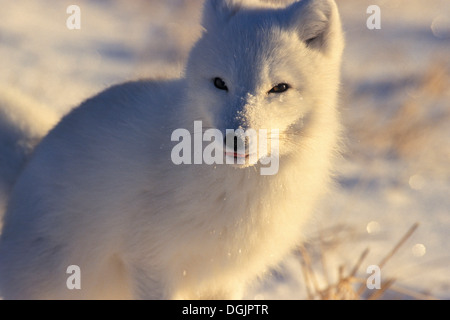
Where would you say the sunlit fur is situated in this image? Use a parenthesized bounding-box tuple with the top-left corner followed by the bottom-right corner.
(0, 0, 344, 299)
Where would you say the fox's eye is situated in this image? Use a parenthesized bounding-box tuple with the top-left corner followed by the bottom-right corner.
(268, 83, 290, 94)
(213, 77, 228, 91)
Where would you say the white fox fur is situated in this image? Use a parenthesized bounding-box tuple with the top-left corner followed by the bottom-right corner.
(0, 87, 59, 223)
(0, 0, 344, 299)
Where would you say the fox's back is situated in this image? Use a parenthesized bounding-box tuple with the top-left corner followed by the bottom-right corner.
(0, 79, 185, 298)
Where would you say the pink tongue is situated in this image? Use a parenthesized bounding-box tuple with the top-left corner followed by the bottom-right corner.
(226, 152, 246, 158)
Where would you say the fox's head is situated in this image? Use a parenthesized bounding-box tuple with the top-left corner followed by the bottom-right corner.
(184, 0, 344, 168)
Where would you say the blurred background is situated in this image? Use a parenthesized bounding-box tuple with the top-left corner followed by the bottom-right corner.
(0, 0, 449, 299)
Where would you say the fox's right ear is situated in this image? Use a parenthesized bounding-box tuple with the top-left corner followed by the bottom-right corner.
(201, 0, 242, 31)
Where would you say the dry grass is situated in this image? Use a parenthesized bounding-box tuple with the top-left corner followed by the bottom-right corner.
(311, 61, 450, 301)
(297, 223, 436, 300)
(346, 60, 450, 165)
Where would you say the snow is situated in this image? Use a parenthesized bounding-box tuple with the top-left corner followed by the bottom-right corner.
(0, 0, 449, 299)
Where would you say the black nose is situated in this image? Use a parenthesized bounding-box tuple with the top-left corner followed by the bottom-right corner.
(224, 133, 249, 154)
(224, 136, 238, 152)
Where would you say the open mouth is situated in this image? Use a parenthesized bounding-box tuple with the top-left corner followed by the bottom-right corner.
(225, 152, 249, 159)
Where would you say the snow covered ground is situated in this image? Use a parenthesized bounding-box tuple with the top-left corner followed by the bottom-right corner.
(0, 0, 449, 299)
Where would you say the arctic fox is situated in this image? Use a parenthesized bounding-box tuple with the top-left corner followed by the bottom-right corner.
(0, 0, 344, 299)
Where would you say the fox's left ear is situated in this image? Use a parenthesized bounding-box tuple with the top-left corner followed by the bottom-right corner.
(284, 0, 343, 54)
(201, 0, 242, 32)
